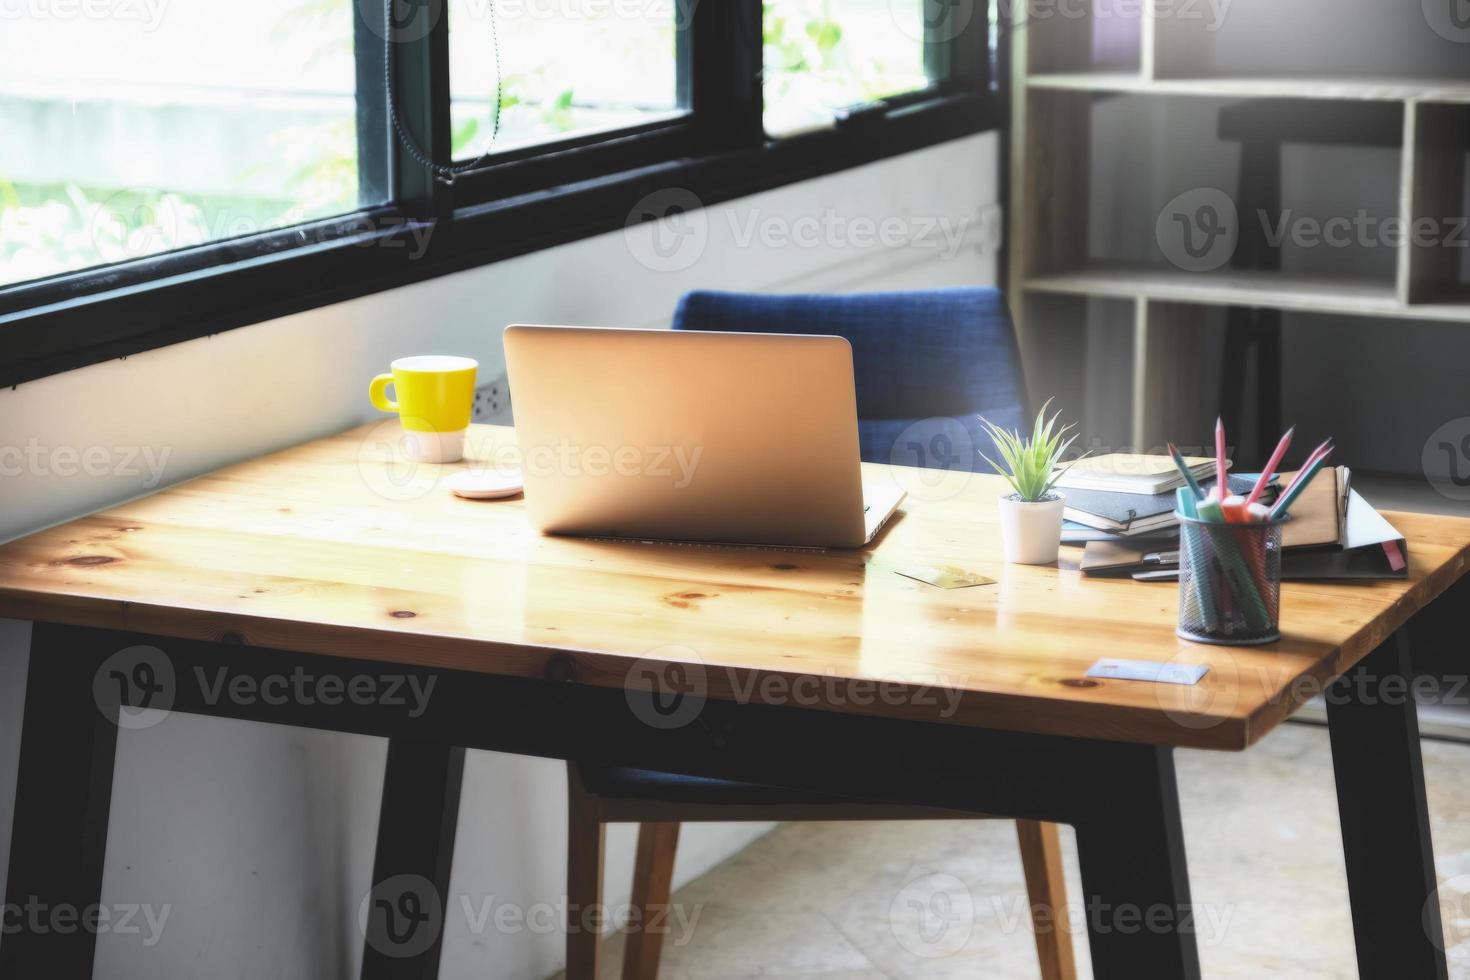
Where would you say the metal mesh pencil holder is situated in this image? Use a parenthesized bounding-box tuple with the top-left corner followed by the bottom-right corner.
(1175, 513, 1289, 646)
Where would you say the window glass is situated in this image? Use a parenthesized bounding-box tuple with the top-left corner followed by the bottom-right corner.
(0, 0, 366, 287)
(763, 0, 930, 135)
(447, 0, 683, 160)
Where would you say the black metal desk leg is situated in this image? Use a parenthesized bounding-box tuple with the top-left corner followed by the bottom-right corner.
(1, 623, 123, 979)
(1074, 745, 1201, 980)
(360, 740, 466, 980)
(1327, 629, 1448, 980)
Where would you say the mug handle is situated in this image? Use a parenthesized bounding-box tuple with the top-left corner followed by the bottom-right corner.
(369, 373, 398, 412)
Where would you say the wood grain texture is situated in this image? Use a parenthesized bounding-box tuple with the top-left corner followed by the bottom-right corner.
(1027, 263, 1408, 318)
(621, 822, 680, 980)
(1, 423, 1468, 751)
(1028, 261, 1470, 323)
(1133, 300, 1210, 451)
(1017, 820, 1078, 980)
(1019, 91, 1091, 280)
(566, 762, 606, 980)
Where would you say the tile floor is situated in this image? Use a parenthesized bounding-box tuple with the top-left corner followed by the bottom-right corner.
(564, 722, 1470, 978)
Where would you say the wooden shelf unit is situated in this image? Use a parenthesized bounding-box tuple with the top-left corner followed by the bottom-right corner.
(1028, 73, 1470, 103)
(1008, 2, 1470, 451)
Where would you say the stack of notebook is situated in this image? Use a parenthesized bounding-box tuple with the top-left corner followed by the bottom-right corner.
(1058, 453, 1217, 495)
(1057, 453, 1251, 539)
(1079, 466, 1408, 581)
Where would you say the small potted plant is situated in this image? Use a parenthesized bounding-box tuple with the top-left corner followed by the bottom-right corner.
(978, 400, 1081, 565)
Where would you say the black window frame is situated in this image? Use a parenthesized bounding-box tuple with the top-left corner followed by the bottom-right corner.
(0, 0, 1005, 387)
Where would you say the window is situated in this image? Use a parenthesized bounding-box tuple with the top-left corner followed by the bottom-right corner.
(762, 0, 931, 134)
(0, 0, 997, 385)
(0, 0, 370, 288)
(447, 0, 685, 158)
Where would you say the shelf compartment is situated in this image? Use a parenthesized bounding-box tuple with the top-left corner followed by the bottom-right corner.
(1400, 102, 1470, 305)
(1013, 292, 1137, 451)
(1013, 89, 1092, 280)
(1058, 94, 1405, 288)
(1026, 263, 1407, 317)
(1132, 300, 1218, 451)
(1147, 0, 1470, 86)
(1028, 74, 1470, 103)
(1022, 1, 1143, 76)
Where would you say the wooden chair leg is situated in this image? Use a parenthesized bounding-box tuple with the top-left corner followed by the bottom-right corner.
(567, 764, 607, 980)
(622, 822, 681, 980)
(1016, 820, 1077, 980)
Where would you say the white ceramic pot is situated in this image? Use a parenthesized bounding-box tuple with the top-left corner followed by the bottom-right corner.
(402, 426, 467, 463)
(997, 493, 1066, 565)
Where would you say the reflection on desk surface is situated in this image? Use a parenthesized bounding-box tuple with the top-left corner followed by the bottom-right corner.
(2, 423, 1469, 752)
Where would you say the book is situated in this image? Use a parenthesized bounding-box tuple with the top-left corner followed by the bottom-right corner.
(1056, 453, 1221, 495)
(1091, 479, 1408, 581)
(1062, 475, 1256, 534)
(1278, 465, 1350, 551)
(1080, 536, 1183, 576)
(1061, 521, 1179, 545)
(1275, 488, 1407, 579)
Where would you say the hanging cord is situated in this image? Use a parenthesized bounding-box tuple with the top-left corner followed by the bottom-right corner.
(383, 0, 502, 185)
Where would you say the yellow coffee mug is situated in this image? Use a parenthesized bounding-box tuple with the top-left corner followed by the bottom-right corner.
(369, 355, 478, 462)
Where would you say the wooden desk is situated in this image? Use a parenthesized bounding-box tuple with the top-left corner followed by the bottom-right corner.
(2, 423, 1467, 978)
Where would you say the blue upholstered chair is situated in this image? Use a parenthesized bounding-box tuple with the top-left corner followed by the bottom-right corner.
(674, 287, 1029, 470)
(565, 290, 1073, 980)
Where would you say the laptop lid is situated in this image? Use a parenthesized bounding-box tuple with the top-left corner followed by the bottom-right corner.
(503, 324, 870, 548)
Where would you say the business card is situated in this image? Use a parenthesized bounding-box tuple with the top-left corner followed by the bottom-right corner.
(894, 565, 998, 589)
(1086, 658, 1209, 685)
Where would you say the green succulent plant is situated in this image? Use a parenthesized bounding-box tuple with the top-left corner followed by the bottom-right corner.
(977, 399, 1083, 502)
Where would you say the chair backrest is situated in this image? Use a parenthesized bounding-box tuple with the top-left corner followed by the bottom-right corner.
(672, 288, 1028, 471)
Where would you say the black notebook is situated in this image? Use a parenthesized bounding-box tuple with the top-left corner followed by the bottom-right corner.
(1063, 475, 1258, 534)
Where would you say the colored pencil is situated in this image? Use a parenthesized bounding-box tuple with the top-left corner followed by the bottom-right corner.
(1167, 442, 1206, 500)
(1269, 441, 1332, 516)
(1210, 523, 1271, 630)
(1175, 486, 1199, 520)
(1279, 438, 1332, 498)
(1176, 489, 1220, 630)
(1245, 425, 1295, 508)
(1197, 496, 1270, 629)
(1221, 494, 1248, 523)
(1269, 446, 1334, 520)
(1214, 417, 1228, 499)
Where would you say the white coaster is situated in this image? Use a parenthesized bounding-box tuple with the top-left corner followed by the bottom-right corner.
(447, 469, 523, 500)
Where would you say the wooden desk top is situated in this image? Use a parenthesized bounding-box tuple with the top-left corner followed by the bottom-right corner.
(2, 423, 1467, 750)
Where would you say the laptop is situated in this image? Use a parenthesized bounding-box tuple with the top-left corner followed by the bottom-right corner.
(503, 324, 905, 549)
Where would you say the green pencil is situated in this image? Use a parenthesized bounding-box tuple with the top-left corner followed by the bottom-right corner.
(1197, 497, 1270, 630)
(1268, 447, 1333, 520)
(1167, 442, 1206, 500)
(1177, 489, 1220, 631)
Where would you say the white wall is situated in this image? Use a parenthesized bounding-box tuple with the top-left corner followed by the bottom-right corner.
(0, 131, 1000, 979)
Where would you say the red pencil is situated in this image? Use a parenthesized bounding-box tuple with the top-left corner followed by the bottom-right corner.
(1281, 438, 1333, 498)
(1246, 425, 1295, 508)
(1214, 417, 1228, 499)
